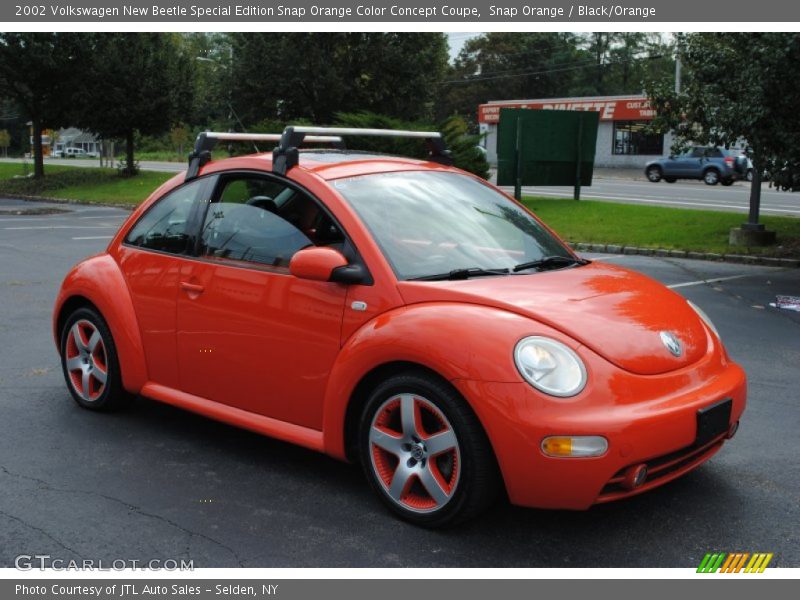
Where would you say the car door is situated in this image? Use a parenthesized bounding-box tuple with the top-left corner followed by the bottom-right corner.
(176, 172, 350, 430)
(116, 177, 212, 388)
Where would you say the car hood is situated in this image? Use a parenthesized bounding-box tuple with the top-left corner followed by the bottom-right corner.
(396, 262, 709, 376)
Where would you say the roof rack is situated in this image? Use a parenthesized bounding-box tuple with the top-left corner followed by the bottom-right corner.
(186, 126, 453, 180)
(272, 126, 453, 175)
(186, 131, 344, 180)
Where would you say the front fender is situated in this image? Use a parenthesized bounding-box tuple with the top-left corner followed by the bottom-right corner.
(53, 254, 148, 393)
(320, 302, 578, 459)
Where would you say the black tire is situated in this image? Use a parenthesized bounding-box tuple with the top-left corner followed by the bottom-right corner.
(60, 307, 131, 411)
(703, 168, 720, 185)
(358, 371, 500, 528)
(664, 177, 676, 183)
(746, 169, 754, 182)
(720, 178, 735, 186)
(645, 166, 662, 182)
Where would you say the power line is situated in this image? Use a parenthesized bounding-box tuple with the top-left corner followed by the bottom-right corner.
(440, 53, 665, 85)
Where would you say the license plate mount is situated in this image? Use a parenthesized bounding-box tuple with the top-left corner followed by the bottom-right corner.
(695, 398, 732, 447)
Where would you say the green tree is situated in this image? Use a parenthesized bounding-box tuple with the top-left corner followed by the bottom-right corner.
(333, 111, 489, 178)
(0, 129, 10, 157)
(439, 33, 588, 124)
(0, 33, 88, 177)
(74, 33, 194, 175)
(226, 33, 448, 126)
(646, 33, 800, 239)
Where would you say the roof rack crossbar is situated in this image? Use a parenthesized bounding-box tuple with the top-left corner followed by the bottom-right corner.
(272, 126, 453, 175)
(185, 131, 345, 181)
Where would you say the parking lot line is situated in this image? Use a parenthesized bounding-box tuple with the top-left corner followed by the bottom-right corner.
(667, 274, 755, 289)
(3, 225, 117, 230)
(71, 236, 113, 240)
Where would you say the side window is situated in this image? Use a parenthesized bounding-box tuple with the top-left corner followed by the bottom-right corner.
(125, 179, 206, 254)
(199, 175, 345, 269)
(690, 147, 707, 158)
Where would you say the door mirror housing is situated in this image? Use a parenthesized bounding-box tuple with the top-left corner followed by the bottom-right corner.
(290, 247, 349, 282)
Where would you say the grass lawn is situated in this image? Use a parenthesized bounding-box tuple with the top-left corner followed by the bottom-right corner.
(0, 162, 174, 207)
(523, 196, 800, 257)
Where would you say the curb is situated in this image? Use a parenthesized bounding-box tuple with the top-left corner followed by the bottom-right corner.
(567, 242, 800, 268)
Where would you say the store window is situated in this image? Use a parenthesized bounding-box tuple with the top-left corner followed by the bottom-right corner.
(613, 121, 664, 156)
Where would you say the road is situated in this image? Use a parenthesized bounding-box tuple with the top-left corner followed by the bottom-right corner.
(0, 198, 799, 568)
(4, 157, 800, 217)
(502, 178, 800, 217)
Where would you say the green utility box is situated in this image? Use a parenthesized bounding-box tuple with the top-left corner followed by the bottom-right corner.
(496, 108, 599, 200)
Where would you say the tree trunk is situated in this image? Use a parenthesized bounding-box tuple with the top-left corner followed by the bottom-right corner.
(125, 130, 135, 175)
(746, 160, 763, 229)
(32, 120, 45, 179)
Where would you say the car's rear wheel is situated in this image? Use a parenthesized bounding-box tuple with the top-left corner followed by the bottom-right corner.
(703, 169, 720, 185)
(646, 166, 662, 182)
(359, 371, 499, 528)
(60, 307, 130, 411)
(746, 169, 754, 182)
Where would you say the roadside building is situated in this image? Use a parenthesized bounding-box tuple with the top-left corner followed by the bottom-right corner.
(53, 127, 101, 156)
(478, 94, 672, 169)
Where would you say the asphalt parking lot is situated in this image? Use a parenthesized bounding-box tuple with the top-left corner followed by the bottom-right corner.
(0, 198, 798, 568)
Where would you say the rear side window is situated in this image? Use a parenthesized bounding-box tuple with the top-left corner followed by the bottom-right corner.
(125, 179, 206, 254)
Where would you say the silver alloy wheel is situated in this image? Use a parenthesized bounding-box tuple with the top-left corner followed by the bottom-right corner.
(704, 169, 719, 185)
(646, 167, 661, 182)
(368, 393, 461, 514)
(64, 319, 108, 402)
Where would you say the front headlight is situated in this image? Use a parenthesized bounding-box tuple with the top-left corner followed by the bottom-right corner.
(687, 300, 720, 339)
(514, 336, 587, 397)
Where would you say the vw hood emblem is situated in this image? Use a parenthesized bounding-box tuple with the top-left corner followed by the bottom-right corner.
(659, 331, 683, 357)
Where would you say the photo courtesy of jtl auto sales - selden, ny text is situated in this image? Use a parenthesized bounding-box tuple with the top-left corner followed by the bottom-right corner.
(0, 0, 798, 598)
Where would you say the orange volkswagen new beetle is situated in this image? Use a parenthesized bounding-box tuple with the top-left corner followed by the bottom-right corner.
(53, 127, 746, 527)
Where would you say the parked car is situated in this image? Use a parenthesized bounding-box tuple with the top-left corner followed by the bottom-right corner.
(53, 147, 88, 159)
(53, 127, 746, 527)
(645, 146, 748, 185)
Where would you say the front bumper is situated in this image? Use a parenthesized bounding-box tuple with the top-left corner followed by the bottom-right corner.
(452, 347, 747, 510)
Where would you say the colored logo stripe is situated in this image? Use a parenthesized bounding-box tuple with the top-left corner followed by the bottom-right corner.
(697, 552, 773, 573)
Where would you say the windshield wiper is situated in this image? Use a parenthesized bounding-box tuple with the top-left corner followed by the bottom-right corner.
(512, 255, 588, 273)
(409, 267, 510, 281)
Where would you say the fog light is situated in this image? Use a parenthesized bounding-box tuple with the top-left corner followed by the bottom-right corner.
(622, 464, 648, 490)
(727, 420, 740, 439)
(541, 436, 608, 458)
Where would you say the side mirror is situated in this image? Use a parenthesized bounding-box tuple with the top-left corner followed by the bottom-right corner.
(290, 247, 348, 282)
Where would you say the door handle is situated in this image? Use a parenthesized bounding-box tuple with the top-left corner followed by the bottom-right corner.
(180, 281, 205, 295)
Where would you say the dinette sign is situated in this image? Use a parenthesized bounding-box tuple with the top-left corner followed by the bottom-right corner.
(478, 97, 657, 123)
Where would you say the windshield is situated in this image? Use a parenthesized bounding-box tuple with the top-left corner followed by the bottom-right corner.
(334, 171, 573, 280)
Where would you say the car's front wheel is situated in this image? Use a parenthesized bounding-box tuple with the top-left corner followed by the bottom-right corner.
(646, 166, 662, 182)
(60, 307, 130, 411)
(359, 371, 499, 527)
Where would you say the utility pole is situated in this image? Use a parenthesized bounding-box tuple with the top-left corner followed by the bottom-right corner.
(675, 52, 681, 94)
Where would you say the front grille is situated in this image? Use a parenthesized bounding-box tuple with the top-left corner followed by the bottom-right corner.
(596, 433, 726, 502)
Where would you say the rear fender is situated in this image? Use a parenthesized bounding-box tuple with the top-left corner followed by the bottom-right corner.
(53, 254, 147, 393)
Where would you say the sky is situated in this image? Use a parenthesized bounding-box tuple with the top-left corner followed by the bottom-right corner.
(447, 32, 479, 61)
